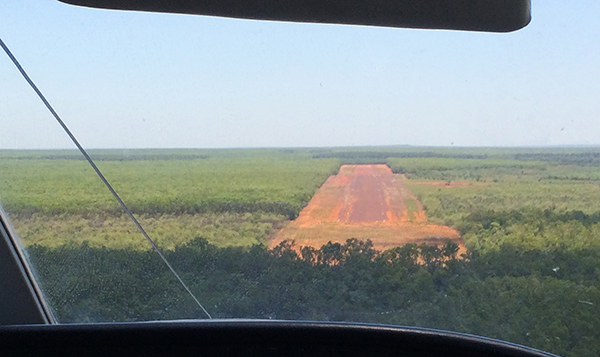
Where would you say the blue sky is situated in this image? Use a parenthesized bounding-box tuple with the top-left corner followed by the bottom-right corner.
(1, 1, 599, 149)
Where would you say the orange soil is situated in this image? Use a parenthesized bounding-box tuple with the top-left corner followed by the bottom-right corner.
(271, 164, 463, 252)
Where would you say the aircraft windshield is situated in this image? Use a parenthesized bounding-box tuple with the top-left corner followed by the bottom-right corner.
(1, 1, 600, 356)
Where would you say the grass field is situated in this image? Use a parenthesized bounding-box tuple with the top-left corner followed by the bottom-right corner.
(404, 197, 419, 221)
(2, 147, 600, 251)
(387, 156, 600, 252)
(0, 149, 339, 248)
(0, 154, 340, 217)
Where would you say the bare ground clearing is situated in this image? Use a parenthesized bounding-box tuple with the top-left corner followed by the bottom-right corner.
(271, 165, 463, 252)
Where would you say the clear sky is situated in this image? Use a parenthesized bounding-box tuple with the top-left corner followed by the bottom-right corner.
(1, 1, 599, 149)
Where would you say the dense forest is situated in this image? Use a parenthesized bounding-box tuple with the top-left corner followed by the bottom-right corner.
(30, 237, 600, 357)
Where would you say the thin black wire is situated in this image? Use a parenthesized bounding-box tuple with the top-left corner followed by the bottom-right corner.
(0, 37, 212, 319)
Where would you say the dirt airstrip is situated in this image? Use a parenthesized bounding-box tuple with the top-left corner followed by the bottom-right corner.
(270, 164, 463, 252)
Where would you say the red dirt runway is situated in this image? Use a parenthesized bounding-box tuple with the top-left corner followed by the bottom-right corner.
(271, 164, 463, 252)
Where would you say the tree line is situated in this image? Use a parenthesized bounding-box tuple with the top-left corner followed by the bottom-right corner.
(28, 237, 600, 357)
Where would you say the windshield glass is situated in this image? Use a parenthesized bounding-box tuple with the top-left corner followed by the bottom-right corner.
(2, 1, 600, 355)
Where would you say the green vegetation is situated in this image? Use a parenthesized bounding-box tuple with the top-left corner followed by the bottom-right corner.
(0, 149, 339, 248)
(0, 153, 339, 218)
(3, 146, 600, 357)
(387, 156, 600, 252)
(10, 212, 285, 249)
(404, 197, 419, 221)
(29, 238, 600, 357)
